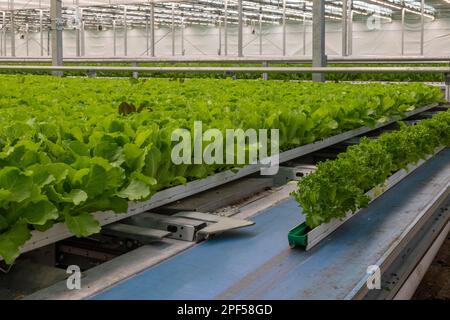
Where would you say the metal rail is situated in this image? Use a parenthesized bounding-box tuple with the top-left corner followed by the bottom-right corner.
(2, 65, 450, 74)
(0, 55, 450, 64)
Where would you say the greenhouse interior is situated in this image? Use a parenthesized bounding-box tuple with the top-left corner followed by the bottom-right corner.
(0, 0, 449, 303)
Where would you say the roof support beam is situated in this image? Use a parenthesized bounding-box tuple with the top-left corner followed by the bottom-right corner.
(312, 0, 326, 82)
(50, 0, 63, 75)
(238, 0, 243, 57)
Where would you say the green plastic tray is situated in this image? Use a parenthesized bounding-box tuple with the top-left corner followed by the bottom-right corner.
(288, 222, 309, 248)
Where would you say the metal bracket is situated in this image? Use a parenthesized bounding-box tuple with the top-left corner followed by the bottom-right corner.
(127, 212, 207, 241)
(224, 71, 236, 80)
(173, 211, 255, 240)
(125, 211, 254, 242)
(132, 62, 139, 78)
(87, 69, 97, 78)
(55, 18, 64, 31)
(445, 73, 450, 101)
(273, 165, 317, 186)
(102, 223, 171, 244)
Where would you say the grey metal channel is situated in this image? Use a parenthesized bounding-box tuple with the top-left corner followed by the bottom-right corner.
(1, 55, 450, 64)
(363, 194, 450, 300)
(348, 179, 450, 300)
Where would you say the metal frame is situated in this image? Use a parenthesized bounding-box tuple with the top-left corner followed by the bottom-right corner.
(50, 0, 63, 76)
(393, 220, 450, 300)
(371, 198, 450, 300)
(2, 55, 450, 64)
(2, 103, 437, 262)
(2, 65, 450, 74)
(349, 171, 450, 299)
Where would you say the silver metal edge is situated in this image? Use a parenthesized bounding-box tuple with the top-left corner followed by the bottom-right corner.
(2, 66, 450, 74)
(345, 172, 450, 300)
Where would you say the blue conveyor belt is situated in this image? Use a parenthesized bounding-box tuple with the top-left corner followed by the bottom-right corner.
(92, 149, 450, 300)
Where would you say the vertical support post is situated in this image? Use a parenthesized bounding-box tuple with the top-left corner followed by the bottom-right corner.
(150, 2, 155, 57)
(224, 0, 228, 56)
(181, 19, 184, 56)
(132, 62, 139, 79)
(39, 9, 44, 56)
(80, 10, 85, 56)
(145, 14, 149, 56)
(76, 0, 80, 56)
(0, 22, 2, 56)
(2, 11, 6, 56)
(124, 6, 127, 56)
(312, 0, 326, 82)
(262, 61, 268, 80)
(420, 0, 424, 56)
(282, 0, 286, 56)
(445, 73, 450, 102)
(401, 7, 405, 55)
(259, 13, 262, 55)
(47, 29, 50, 56)
(218, 19, 222, 55)
(10, 0, 15, 57)
(348, 6, 353, 55)
(3, 28, 7, 57)
(26, 23, 29, 56)
(238, 0, 243, 57)
(113, 20, 116, 56)
(171, 3, 175, 56)
(50, 0, 63, 76)
(302, 3, 307, 55)
(342, 0, 348, 56)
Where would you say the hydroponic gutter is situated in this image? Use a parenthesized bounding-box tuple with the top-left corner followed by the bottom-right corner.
(86, 149, 450, 300)
(289, 146, 446, 250)
(0, 103, 438, 262)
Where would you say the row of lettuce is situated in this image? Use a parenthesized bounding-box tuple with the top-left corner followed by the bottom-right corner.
(0, 75, 443, 263)
(293, 109, 450, 229)
(0, 62, 446, 82)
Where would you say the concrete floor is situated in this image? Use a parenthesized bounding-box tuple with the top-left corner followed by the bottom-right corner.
(413, 230, 450, 300)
